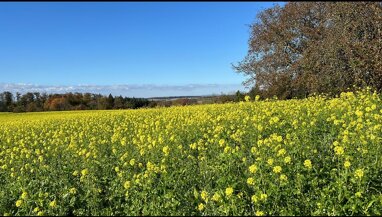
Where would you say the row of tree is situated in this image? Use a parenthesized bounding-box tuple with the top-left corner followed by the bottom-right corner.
(0, 91, 153, 112)
(0, 91, 249, 113)
(234, 2, 382, 99)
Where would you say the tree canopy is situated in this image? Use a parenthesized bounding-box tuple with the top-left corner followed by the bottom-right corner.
(0, 92, 154, 113)
(234, 2, 382, 99)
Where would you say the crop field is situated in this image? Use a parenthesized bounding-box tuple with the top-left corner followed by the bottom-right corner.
(1, 90, 382, 216)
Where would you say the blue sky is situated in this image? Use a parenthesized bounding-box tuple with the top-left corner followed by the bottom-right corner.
(0, 2, 285, 97)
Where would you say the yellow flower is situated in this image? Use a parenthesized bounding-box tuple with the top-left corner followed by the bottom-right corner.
(355, 169, 364, 179)
(249, 164, 257, 174)
(333, 141, 339, 147)
(344, 161, 351, 168)
(334, 146, 344, 155)
(212, 192, 221, 202)
(72, 170, 79, 176)
(255, 95, 260, 101)
(201, 190, 209, 202)
(37, 211, 44, 216)
(355, 110, 363, 117)
(355, 192, 362, 197)
(304, 159, 312, 169)
(280, 174, 288, 181)
(21, 191, 28, 199)
(33, 207, 40, 212)
(247, 177, 254, 185)
(15, 199, 23, 207)
(251, 195, 258, 203)
(162, 146, 170, 156)
(49, 200, 57, 208)
(114, 166, 120, 172)
(256, 211, 265, 216)
(190, 143, 197, 150)
(260, 193, 267, 201)
(225, 187, 234, 197)
(284, 156, 291, 164)
(273, 166, 282, 173)
(81, 169, 88, 176)
(267, 158, 274, 166)
(124, 181, 131, 189)
(198, 203, 205, 211)
(224, 146, 231, 153)
(218, 139, 225, 146)
(277, 148, 286, 156)
(245, 95, 251, 102)
(129, 159, 135, 166)
(69, 188, 77, 194)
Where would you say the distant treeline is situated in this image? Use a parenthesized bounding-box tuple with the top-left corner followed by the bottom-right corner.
(0, 92, 152, 112)
(0, 91, 248, 113)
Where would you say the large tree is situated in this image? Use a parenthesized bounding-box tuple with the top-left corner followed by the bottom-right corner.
(234, 2, 382, 99)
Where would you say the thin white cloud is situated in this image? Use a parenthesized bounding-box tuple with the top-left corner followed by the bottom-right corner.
(0, 83, 246, 98)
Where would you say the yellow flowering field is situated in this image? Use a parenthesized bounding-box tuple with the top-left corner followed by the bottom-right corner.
(1, 89, 382, 216)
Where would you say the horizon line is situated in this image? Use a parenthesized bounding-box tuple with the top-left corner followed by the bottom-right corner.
(0, 82, 248, 98)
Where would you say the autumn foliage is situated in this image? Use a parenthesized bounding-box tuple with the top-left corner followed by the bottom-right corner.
(234, 2, 382, 99)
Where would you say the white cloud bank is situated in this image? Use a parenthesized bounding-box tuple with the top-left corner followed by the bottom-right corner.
(0, 83, 247, 98)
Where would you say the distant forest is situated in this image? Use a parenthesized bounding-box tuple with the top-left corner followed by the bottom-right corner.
(0, 91, 248, 113)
